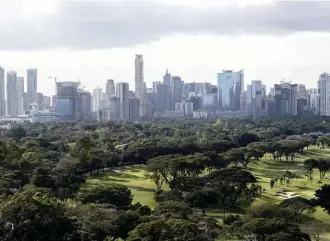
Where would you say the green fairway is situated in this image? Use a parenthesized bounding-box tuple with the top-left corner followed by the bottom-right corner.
(81, 165, 160, 208)
(83, 147, 330, 238)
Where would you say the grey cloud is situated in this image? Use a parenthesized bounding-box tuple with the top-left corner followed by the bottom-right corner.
(1, 1, 330, 50)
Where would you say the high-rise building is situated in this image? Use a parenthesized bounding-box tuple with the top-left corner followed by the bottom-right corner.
(27, 68, 37, 110)
(55, 81, 79, 120)
(171, 76, 183, 110)
(135, 54, 145, 116)
(24, 92, 28, 112)
(152, 81, 162, 93)
(37, 92, 44, 106)
(163, 68, 171, 86)
(92, 88, 103, 112)
(77, 90, 92, 120)
(246, 80, 262, 116)
(298, 84, 307, 98)
(318, 73, 330, 116)
(217, 70, 244, 111)
(109, 97, 120, 121)
(116, 82, 130, 121)
(274, 83, 297, 116)
(202, 93, 217, 113)
(52, 95, 57, 108)
(155, 84, 171, 113)
(129, 97, 140, 121)
(6, 71, 18, 116)
(43, 96, 51, 109)
(17, 77, 25, 115)
(106, 79, 116, 97)
(309, 92, 319, 115)
(0, 67, 5, 116)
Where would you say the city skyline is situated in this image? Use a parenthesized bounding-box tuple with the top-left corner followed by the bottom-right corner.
(1, 0, 330, 95)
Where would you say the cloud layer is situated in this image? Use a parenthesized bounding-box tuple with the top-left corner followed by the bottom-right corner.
(1, 1, 330, 50)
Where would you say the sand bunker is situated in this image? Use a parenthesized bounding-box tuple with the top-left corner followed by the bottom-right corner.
(275, 191, 301, 199)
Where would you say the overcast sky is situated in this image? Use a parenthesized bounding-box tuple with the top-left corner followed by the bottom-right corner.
(1, 0, 330, 96)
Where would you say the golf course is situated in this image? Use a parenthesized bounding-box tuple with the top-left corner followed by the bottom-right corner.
(83, 147, 330, 231)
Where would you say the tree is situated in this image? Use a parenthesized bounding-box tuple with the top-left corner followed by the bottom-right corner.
(280, 197, 315, 222)
(242, 218, 310, 241)
(276, 140, 301, 161)
(126, 220, 172, 241)
(186, 188, 219, 215)
(144, 170, 165, 192)
(154, 201, 193, 219)
(315, 184, 330, 214)
(32, 167, 55, 189)
(316, 159, 330, 180)
(226, 147, 252, 168)
(77, 184, 133, 209)
(301, 221, 327, 241)
(303, 159, 318, 182)
(317, 136, 328, 148)
(203, 151, 229, 172)
(6, 125, 27, 140)
(206, 168, 257, 205)
(234, 132, 260, 147)
(167, 219, 209, 241)
(0, 189, 75, 241)
(246, 142, 268, 161)
(266, 231, 311, 241)
(216, 183, 232, 220)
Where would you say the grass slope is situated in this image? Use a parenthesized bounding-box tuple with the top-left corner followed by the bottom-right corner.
(81, 165, 160, 208)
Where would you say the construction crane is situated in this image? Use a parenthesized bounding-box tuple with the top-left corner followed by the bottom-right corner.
(48, 76, 57, 83)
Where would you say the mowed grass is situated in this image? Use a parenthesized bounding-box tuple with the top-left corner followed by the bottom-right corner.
(83, 148, 330, 238)
(246, 148, 330, 224)
(81, 165, 161, 208)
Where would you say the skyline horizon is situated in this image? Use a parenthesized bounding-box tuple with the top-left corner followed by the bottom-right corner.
(0, 62, 322, 97)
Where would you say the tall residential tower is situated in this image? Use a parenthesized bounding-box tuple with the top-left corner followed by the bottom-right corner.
(0, 67, 5, 116)
(27, 68, 37, 110)
(6, 71, 18, 116)
(135, 54, 145, 116)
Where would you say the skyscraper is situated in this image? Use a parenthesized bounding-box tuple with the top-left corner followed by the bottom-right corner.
(155, 84, 171, 113)
(135, 54, 145, 116)
(0, 67, 5, 116)
(274, 83, 297, 116)
(152, 81, 161, 93)
(246, 80, 262, 116)
(55, 81, 79, 120)
(318, 73, 330, 116)
(129, 97, 140, 121)
(77, 90, 92, 120)
(116, 82, 130, 120)
(6, 71, 18, 116)
(217, 70, 244, 111)
(106, 79, 115, 97)
(163, 69, 171, 86)
(92, 88, 103, 112)
(27, 68, 37, 110)
(109, 97, 120, 121)
(17, 76, 25, 115)
(171, 76, 183, 110)
(298, 84, 307, 98)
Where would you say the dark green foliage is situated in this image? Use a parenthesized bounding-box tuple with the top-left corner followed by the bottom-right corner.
(153, 201, 193, 219)
(0, 189, 75, 241)
(315, 184, 330, 215)
(77, 184, 133, 209)
(186, 188, 219, 215)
